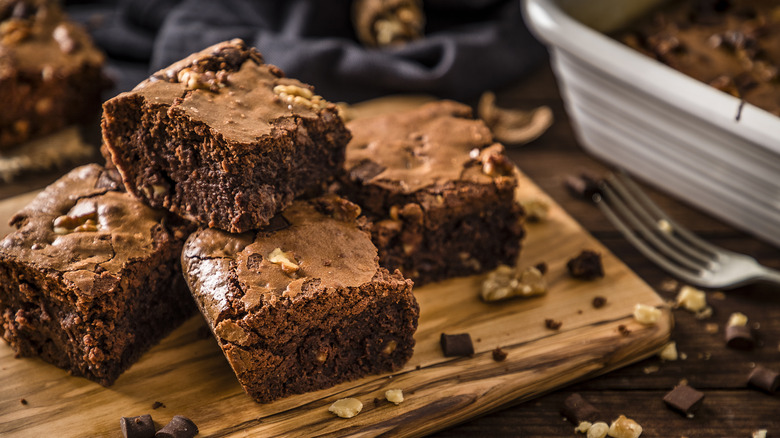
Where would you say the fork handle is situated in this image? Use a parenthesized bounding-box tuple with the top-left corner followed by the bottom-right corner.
(757, 265, 780, 286)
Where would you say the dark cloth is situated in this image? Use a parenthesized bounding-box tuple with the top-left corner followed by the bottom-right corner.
(66, 0, 545, 102)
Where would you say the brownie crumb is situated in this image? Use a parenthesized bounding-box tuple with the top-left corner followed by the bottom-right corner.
(20, 398, 27, 405)
(534, 262, 548, 275)
(545, 319, 562, 330)
(567, 250, 604, 280)
(492, 347, 508, 362)
(152, 401, 166, 410)
(373, 397, 381, 407)
(415, 365, 421, 370)
(592, 296, 607, 309)
(618, 325, 631, 336)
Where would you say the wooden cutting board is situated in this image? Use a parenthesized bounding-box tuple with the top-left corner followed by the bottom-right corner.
(0, 169, 671, 437)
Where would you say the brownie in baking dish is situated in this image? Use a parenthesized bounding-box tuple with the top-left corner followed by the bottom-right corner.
(0, 164, 195, 386)
(0, 0, 109, 149)
(338, 100, 525, 286)
(182, 195, 419, 403)
(101, 39, 351, 234)
(617, 0, 780, 116)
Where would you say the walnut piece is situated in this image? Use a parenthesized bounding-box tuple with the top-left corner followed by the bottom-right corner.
(521, 199, 550, 222)
(587, 422, 609, 438)
(575, 421, 592, 434)
(385, 389, 404, 405)
(53, 210, 99, 235)
(328, 398, 363, 418)
(273, 84, 327, 110)
(659, 341, 678, 361)
(675, 285, 708, 312)
(607, 415, 642, 438)
(633, 303, 662, 325)
(727, 312, 748, 327)
(481, 265, 547, 302)
(268, 248, 300, 274)
(478, 91, 553, 145)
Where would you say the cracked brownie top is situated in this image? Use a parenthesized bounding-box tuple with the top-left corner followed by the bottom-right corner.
(0, 164, 182, 295)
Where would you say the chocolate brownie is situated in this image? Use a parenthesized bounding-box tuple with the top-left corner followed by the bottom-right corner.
(182, 195, 419, 403)
(617, 0, 780, 116)
(101, 39, 351, 233)
(338, 101, 525, 285)
(0, 0, 109, 149)
(0, 164, 195, 386)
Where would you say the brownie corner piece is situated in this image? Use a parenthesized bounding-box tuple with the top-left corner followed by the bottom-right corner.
(101, 39, 350, 233)
(0, 164, 194, 386)
(340, 100, 525, 285)
(182, 195, 419, 403)
(0, 0, 110, 149)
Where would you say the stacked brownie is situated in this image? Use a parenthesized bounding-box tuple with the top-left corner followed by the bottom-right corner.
(339, 101, 525, 285)
(0, 164, 195, 386)
(0, 0, 110, 148)
(182, 195, 418, 403)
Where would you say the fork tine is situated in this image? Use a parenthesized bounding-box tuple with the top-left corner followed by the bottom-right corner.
(596, 181, 707, 273)
(593, 189, 702, 284)
(613, 171, 724, 258)
(607, 173, 715, 266)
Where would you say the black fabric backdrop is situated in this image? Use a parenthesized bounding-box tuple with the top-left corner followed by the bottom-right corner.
(65, 0, 546, 103)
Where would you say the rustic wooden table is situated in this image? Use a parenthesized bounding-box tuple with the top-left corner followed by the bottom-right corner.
(1, 64, 778, 437)
(433, 66, 780, 437)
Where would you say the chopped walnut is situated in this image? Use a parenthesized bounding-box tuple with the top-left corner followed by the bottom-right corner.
(328, 398, 363, 418)
(177, 67, 229, 92)
(633, 303, 662, 325)
(480, 265, 547, 302)
(268, 248, 300, 274)
(521, 199, 550, 222)
(659, 341, 678, 361)
(481, 151, 515, 177)
(607, 415, 642, 438)
(727, 312, 748, 327)
(675, 285, 708, 313)
(53, 210, 99, 235)
(575, 421, 592, 434)
(385, 389, 404, 405)
(273, 84, 327, 110)
(478, 91, 553, 145)
(587, 422, 609, 438)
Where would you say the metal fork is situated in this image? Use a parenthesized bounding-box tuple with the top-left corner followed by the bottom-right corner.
(592, 172, 780, 289)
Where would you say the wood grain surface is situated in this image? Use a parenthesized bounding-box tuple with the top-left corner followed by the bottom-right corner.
(0, 169, 672, 437)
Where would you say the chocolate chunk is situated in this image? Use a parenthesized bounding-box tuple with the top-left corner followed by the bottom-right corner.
(663, 384, 705, 415)
(567, 250, 604, 280)
(748, 366, 780, 394)
(120, 414, 155, 438)
(592, 296, 607, 309)
(545, 318, 562, 330)
(725, 325, 754, 350)
(492, 347, 508, 362)
(155, 415, 198, 438)
(561, 393, 600, 425)
(565, 173, 602, 201)
(440, 333, 474, 357)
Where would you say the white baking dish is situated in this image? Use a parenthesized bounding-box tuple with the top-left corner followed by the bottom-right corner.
(522, 0, 780, 247)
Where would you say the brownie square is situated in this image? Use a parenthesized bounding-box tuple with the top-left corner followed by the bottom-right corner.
(339, 101, 525, 285)
(0, 0, 109, 149)
(0, 164, 195, 386)
(182, 195, 419, 403)
(101, 39, 351, 233)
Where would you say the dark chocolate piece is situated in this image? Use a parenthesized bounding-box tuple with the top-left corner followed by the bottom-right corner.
(440, 333, 475, 357)
(340, 101, 525, 286)
(155, 415, 197, 438)
(748, 366, 780, 394)
(0, 0, 110, 149)
(102, 39, 350, 233)
(0, 164, 195, 386)
(19, 398, 27, 405)
(725, 325, 755, 350)
(492, 347, 508, 362)
(182, 195, 419, 403)
(567, 250, 604, 280)
(565, 173, 602, 201)
(561, 393, 600, 425)
(120, 414, 156, 438)
(663, 384, 705, 415)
